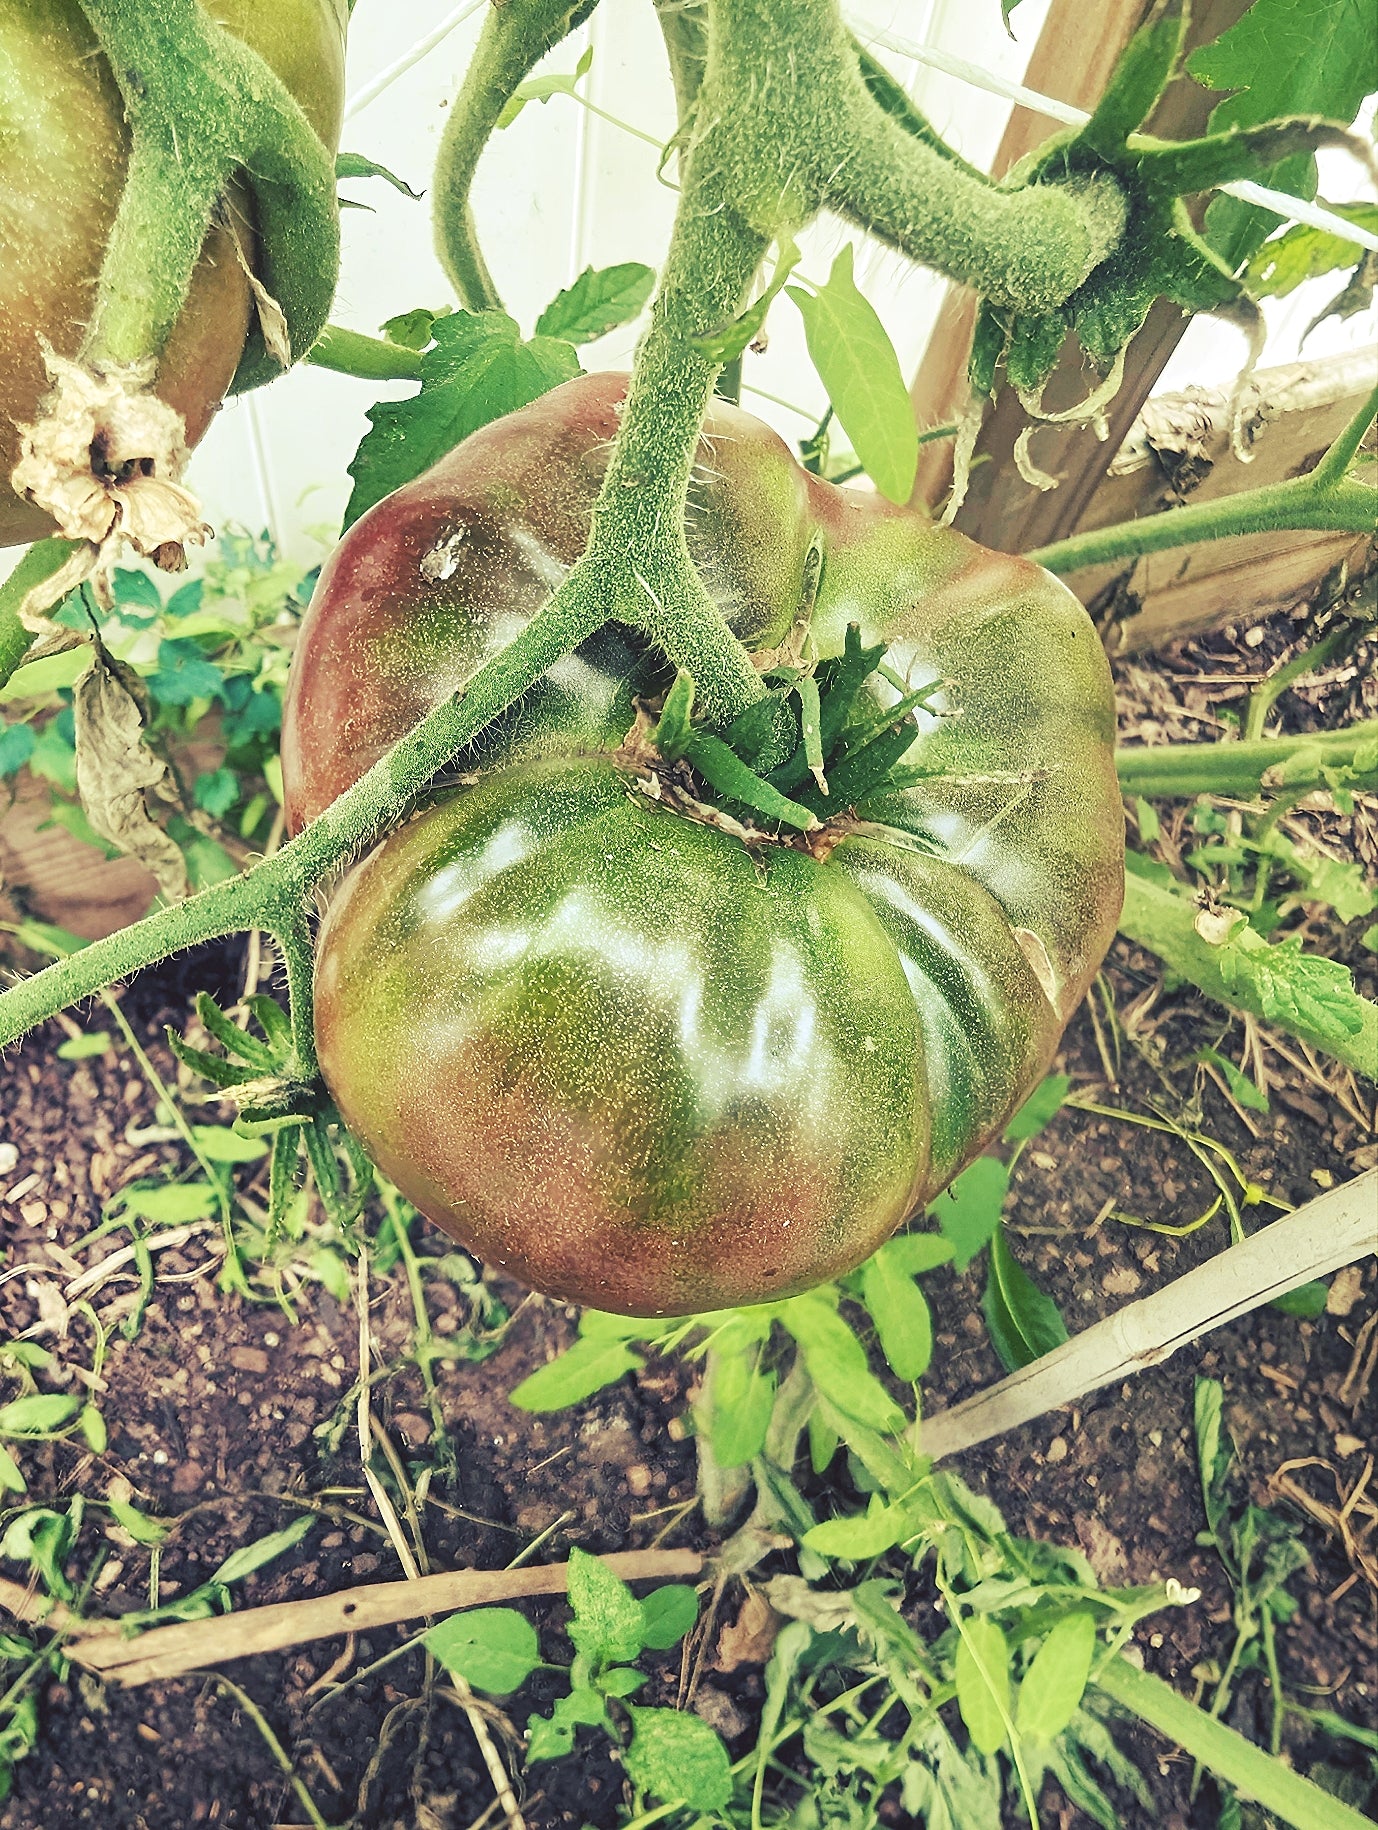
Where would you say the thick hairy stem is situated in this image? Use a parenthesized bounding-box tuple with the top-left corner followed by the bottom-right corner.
(703, 0, 1126, 314)
(76, 0, 338, 377)
(0, 585, 609, 1050)
(1116, 721, 1378, 799)
(432, 0, 600, 310)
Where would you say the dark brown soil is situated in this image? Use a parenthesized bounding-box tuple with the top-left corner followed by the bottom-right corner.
(0, 606, 1374, 1830)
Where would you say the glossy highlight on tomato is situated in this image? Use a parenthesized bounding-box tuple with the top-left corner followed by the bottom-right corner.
(0, 0, 346, 547)
(292, 374, 1124, 1315)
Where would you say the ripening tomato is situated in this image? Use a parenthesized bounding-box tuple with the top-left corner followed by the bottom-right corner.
(0, 0, 346, 547)
(295, 375, 1123, 1314)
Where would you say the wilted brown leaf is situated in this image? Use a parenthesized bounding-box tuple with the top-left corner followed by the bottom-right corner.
(73, 646, 188, 901)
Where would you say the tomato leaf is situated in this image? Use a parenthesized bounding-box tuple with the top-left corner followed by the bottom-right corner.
(930, 1156, 1008, 1273)
(55, 1030, 111, 1061)
(704, 1344, 776, 1469)
(1188, 0, 1378, 268)
(335, 152, 422, 201)
(0, 1395, 82, 1437)
(423, 1607, 541, 1696)
(1015, 1611, 1097, 1743)
(497, 45, 593, 127)
(526, 1684, 609, 1761)
(954, 1615, 1012, 1754)
(508, 1338, 644, 1412)
(535, 263, 656, 344)
(1270, 1279, 1329, 1318)
(982, 1224, 1069, 1373)
(779, 1291, 906, 1435)
(623, 1706, 733, 1810)
(1245, 205, 1378, 296)
(208, 1512, 313, 1588)
(803, 1492, 920, 1560)
(1197, 1046, 1269, 1113)
(344, 313, 582, 527)
(787, 245, 918, 504)
(859, 1248, 934, 1382)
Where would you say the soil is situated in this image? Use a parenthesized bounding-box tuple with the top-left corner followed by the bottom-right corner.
(0, 602, 1374, 1830)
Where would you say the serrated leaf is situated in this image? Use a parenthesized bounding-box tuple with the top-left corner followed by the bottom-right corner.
(803, 1492, 919, 1560)
(344, 313, 582, 527)
(423, 1607, 541, 1696)
(526, 1684, 609, 1761)
(954, 1615, 1011, 1754)
(566, 1546, 647, 1666)
(859, 1249, 934, 1382)
(1217, 927, 1365, 1042)
(1244, 204, 1378, 296)
(983, 1225, 1068, 1373)
(1189, 0, 1378, 268)
(1270, 1279, 1329, 1318)
(535, 263, 655, 343)
(1016, 1611, 1097, 1743)
(624, 1706, 733, 1810)
(787, 245, 918, 504)
(508, 1338, 643, 1411)
(930, 1156, 1008, 1273)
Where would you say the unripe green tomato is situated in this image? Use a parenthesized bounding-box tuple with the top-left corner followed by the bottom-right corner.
(290, 375, 1124, 1313)
(0, 0, 346, 547)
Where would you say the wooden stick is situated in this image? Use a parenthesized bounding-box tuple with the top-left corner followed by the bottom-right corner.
(922, 1172, 1377, 1466)
(57, 1548, 703, 1686)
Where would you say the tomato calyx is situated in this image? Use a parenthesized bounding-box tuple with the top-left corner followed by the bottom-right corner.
(623, 619, 950, 861)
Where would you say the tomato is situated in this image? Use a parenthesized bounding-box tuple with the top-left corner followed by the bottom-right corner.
(294, 374, 1123, 1314)
(0, 0, 346, 547)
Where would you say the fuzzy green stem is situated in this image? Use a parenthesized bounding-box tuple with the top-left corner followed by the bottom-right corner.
(0, 541, 78, 690)
(702, 0, 1126, 314)
(306, 325, 424, 383)
(1118, 872, 1378, 1079)
(0, 584, 608, 1050)
(76, 0, 339, 382)
(1115, 722, 1378, 799)
(432, 0, 599, 310)
(1094, 1658, 1371, 1830)
(1028, 472, 1377, 575)
(1243, 623, 1365, 743)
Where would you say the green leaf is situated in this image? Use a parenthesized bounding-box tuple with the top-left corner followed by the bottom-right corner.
(787, 245, 918, 504)
(1197, 1047, 1269, 1113)
(623, 1706, 733, 1811)
(508, 1338, 643, 1411)
(639, 1585, 699, 1652)
(1245, 205, 1378, 296)
(1217, 927, 1366, 1043)
(209, 1512, 313, 1589)
(0, 646, 92, 704)
(335, 152, 422, 200)
(803, 1492, 919, 1560)
(534, 263, 655, 343)
(860, 1247, 934, 1382)
(1194, 1374, 1230, 1543)
(954, 1615, 1012, 1754)
(704, 1342, 776, 1469)
(1189, 0, 1378, 269)
(1003, 1074, 1071, 1141)
(526, 1684, 609, 1761)
(0, 1446, 24, 1495)
(0, 1395, 83, 1437)
(1016, 1611, 1097, 1743)
(779, 1290, 906, 1435)
(191, 1125, 269, 1165)
(147, 639, 225, 707)
(1082, 0, 1186, 159)
(380, 307, 447, 350)
(930, 1156, 1009, 1273)
(566, 1546, 647, 1666)
(983, 1225, 1069, 1372)
(56, 1030, 111, 1060)
(344, 312, 582, 527)
(78, 1405, 106, 1453)
(107, 1496, 169, 1546)
(0, 719, 36, 776)
(497, 44, 593, 127)
(1270, 1279, 1329, 1318)
(194, 768, 239, 819)
(423, 1607, 541, 1696)
(110, 1182, 218, 1225)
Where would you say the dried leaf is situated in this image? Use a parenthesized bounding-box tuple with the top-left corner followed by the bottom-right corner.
(73, 647, 187, 900)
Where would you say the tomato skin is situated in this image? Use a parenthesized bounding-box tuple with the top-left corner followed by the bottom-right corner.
(314, 756, 931, 1316)
(294, 374, 1124, 1311)
(0, 0, 346, 547)
(281, 372, 815, 833)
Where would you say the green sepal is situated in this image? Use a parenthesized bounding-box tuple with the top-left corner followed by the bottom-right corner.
(267, 1125, 302, 1235)
(1081, 0, 1186, 161)
(722, 691, 797, 773)
(682, 732, 820, 832)
(245, 994, 294, 1056)
(652, 670, 696, 761)
(194, 992, 278, 1071)
(164, 1028, 255, 1090)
